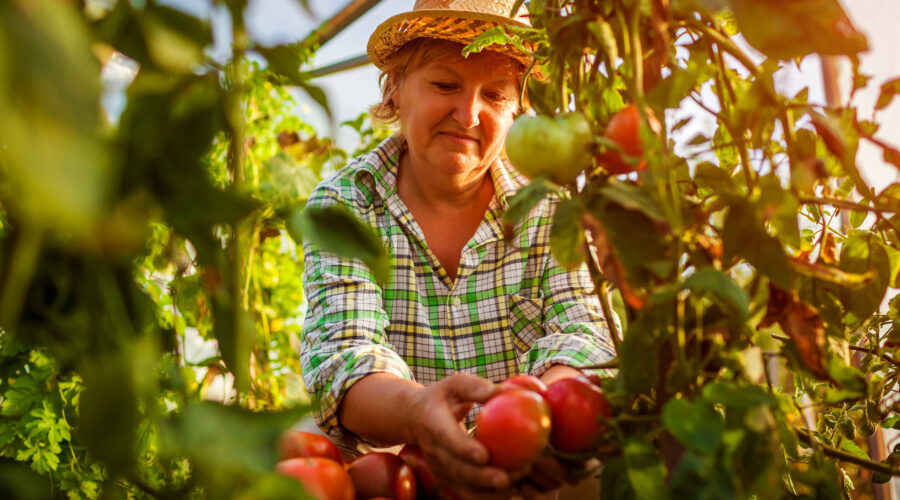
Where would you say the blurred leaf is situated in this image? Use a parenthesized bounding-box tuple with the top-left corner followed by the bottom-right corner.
(624, 439, 669, 500)
(712, 125, 738, 172)
(0, 0, 112, 239)
(789, 258, 874, 289)
(287, 204, 391, 286)
(161, 402, 308, 478)
(503, 177, 558, 227)
(600, 458, 635, 500)
(619, 305, 668, 393)
(722, 200, 792, 290)
(587, 19, 618, 65)
(758, 175, 800, 249)
(662, 397, 724, 454)
(646, 66, 701, 110)
(239, 473, 315, 500)
(876, 77, 900, 110)
(77, 351, 138, 474)
(550, 199, 586, 270)
(726, 0, 868, 60)
(597, 181, 667, 224)
(759, 284, 830, 381)
(694, 162, 735, 195)
(838, 233, 890, 326)
(702, 382, 775, 409)
(139, 7, 207, 74)
(581, 212, 648, 309)
(682, 268, 750, 321)
(825, 357, 867, 404)
(0, 458, 56, 500)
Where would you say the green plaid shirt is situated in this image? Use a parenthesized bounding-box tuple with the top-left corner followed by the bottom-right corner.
(301, 134, 615, 438)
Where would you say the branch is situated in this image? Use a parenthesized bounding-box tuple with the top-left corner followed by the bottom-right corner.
(799, 196, 893, 214)
(795, 429, 899, 477)
(771, 333, 900, 371)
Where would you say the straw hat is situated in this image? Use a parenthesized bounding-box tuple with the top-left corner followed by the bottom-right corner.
(367, 0, 536, 71)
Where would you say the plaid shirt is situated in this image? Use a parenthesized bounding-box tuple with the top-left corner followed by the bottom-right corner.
(300, 134, 615, 438)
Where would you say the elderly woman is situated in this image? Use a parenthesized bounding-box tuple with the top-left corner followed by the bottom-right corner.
(300, 0, 614, 497)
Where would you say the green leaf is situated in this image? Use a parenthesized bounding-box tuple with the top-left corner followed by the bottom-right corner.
(619, 306, 668, 393)
(624, 439, 669, 500)
(876, 77, 900, 110)
(161, 402, 308, 477)
(682, 268, 750, 321)
(77, 351, 138, 474)
(702, 382, 775, 409)
(550, 199, 586, 270)
(712, 126, 739, 172)
(825, 356, 867, 404)
(838, 233, 890, 326)
(647, 65, 704, 111)
(694, 161, 735, 195)
(503, 177, 558, 227)
(662, 397, 724, 454)
(587, 19, 618, 66)
(288, 204, 392, 286)
(722, 200, 792, 290)
(759, 175, 801, 249)
(600, 458, 635, 500)
(462, 26, 530, 58)
(838, 439, 868, 460)
(597, 181, 667, 223)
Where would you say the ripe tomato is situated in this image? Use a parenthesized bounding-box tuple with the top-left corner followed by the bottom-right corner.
(498, 374, 548, 398)
(398, 444, 438, 497)
(595, 104, 661, 175)
(504, 112, 593, 185)
(476, 388, 552, 472)
(278, 430, 343, 464)
(275, 457, 354, 500)
(544, 377, 613, 454)
(346, 452, 417, 500)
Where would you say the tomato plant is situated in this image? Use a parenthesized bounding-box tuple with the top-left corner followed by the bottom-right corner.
(469, 0, 900, 496)
(476, 389, 552, 472)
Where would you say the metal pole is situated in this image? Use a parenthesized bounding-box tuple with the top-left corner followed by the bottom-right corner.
(305, 0, 381, 47)
(308, 54, 371, 78)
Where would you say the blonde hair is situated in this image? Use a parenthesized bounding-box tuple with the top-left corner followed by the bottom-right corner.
(369, 38, 526, 124)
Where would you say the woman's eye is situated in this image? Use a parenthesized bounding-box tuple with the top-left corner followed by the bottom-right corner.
(431, 82, 457, 91)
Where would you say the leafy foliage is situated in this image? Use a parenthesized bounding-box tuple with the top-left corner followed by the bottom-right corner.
(486, 0, 900, 496)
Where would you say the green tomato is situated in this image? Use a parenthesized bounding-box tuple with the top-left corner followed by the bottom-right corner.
(504, 112, 593, 185)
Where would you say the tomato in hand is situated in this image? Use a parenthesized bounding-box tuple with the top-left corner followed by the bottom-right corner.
(278, 430, 343, 464)
(276, 457, 354, 500)
(346, 452, 417, 500)
(544, 377, 613, 454)
(476, 388, 552, 472)
(595, 104, 661, 175)
(498, 374, 548, 398)
(505, 112, 593, 185)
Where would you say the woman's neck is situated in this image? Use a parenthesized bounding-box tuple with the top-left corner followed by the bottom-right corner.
(396, 152, 495, 215)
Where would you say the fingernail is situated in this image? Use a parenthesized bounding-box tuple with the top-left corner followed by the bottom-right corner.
(471, 449, 486, 463)
(492, 475, 507, 488)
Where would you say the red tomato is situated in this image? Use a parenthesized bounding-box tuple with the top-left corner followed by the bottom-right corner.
(544, 377, 613, 454)
(276, 457, 354, 500)
(498, 374, 549, 397)
(596, 104, 661, 175)
(476, 389, 552, 472)
(398, 444, 438, 497)
(346, 452, 417, 500)
(278, 430, 343, 464)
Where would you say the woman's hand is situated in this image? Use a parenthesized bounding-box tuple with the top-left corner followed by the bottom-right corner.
(406, 373, 514, 499)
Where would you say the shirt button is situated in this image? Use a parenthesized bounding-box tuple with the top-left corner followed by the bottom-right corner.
(452, 297, 462, 307)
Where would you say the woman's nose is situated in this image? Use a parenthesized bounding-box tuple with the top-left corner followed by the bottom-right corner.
(453, 92, 482, 128)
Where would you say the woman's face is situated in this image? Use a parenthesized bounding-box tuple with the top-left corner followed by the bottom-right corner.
(395, 49, 520, 179)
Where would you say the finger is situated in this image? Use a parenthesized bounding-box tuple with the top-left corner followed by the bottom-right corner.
(442, 372, 499, 404)
(530, 455, 567, 490)
(429, 444, 511, 490)
(425, 409, 490, 464)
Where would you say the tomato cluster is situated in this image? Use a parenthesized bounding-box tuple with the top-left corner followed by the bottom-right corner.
(505, 105, 660, 182)
(275, 375, 612, 499)
(476, 375, 613, 475)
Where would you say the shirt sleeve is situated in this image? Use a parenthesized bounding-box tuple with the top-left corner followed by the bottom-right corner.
(300, 187, 413, 438)
(518, 252, 618, 378)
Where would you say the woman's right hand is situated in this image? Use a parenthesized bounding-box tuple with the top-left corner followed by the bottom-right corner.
(405, 373, 514, 499)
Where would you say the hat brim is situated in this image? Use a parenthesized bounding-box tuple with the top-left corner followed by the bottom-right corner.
(367, 9, 540, 77)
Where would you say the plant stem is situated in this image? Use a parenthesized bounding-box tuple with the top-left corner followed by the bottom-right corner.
(583, 240, 622, 352)
(0, 225, 43, 328)
(795, 429, 899, 477)
(772, 333, 900, 370)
